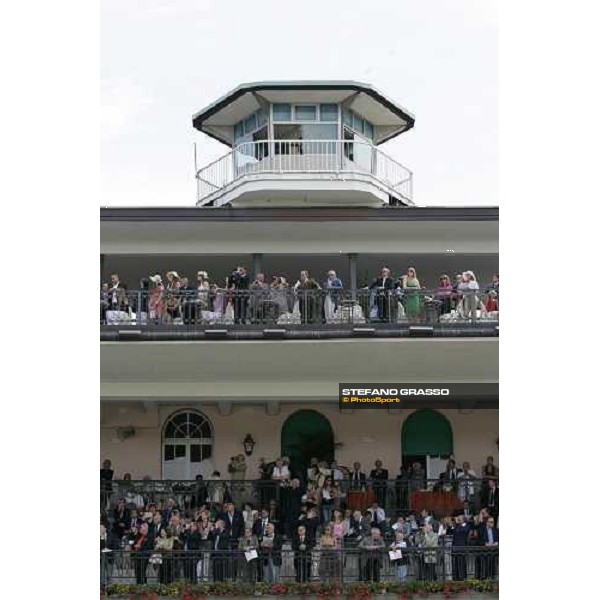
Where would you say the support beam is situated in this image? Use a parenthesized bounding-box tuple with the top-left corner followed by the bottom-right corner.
(348, 253, 358, 300)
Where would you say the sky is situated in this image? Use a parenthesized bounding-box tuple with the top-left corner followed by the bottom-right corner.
(100, 0, 497, 207)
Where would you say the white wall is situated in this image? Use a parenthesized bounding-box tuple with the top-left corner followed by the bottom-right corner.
(100, 402, 498, 479)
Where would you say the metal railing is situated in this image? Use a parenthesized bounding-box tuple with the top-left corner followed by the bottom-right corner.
(101, 546, 498, 586)
(196, 139, 413, 205)
(101, 478, 496, 517)
(101, 288, 499, 328)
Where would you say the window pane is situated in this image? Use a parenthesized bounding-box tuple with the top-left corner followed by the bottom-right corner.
(353, 114, 364, 134)
(256, 109, 267, 127)
(175, 445, 186, 458)
(164, 422, 176, 438)
(364, 120, 374, 139)
(164, 445, 174, 461)
(200, 422, 212, 438)
(234, 122, 244, 140)
(320, 104, 338, 121)
(295, 105, 317, 121)
(202, 444, 212, 460)
(343, 109, 353, 127)
(244, 113, 257, 134)
(273, 103, 292, 121)
(274, 124, 302, 140)
(190, 445, 202, 463)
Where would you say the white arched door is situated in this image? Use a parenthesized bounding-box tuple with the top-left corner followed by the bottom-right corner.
(162, 410, 214, 480)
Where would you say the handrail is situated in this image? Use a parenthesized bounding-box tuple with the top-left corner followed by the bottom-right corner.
(195, 139, 413, 205)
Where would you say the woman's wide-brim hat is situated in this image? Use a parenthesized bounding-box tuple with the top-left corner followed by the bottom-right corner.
(167, 271, 180, 279)
(197, 270, 209, 279)
(149, 274, 162, 283)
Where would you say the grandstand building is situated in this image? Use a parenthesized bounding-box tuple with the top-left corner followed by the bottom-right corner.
(100, 81, 498, 485)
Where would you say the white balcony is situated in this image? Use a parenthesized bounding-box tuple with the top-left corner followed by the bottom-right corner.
(196, 139, 413, 208)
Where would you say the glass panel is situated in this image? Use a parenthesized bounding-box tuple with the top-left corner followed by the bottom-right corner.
(175, 445, 186, 458)
(244, 113, 257, 134)
(190, 444, 202, 463)
(364, 120, 374, 139)
(256, 108, 267, 127)
(202, 444, 212, 460)
(164, 422, 176, 438)
(353, 114, 364, 134)
(253, 126, 269, 159)
(273, 103, 292, 121)
(320, 104, 339, 122)
(164, 444, 174, 461)
(295, 105, 317, 121)
(200, 422, 212, 438)
(343, 109, 352, 127)
(234, 122, 244, 141)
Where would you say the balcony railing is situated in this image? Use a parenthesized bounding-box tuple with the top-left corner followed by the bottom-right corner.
(101, 546, 499, 587)
(196, 139, 413, 205)
(101, 288, 499, 330)
(101, 478, 496, 517)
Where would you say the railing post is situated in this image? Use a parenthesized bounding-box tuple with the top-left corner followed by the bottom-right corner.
(348, 253, 358, 301)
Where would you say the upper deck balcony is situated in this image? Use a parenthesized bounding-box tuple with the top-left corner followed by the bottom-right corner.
(193, 81, 415, 208)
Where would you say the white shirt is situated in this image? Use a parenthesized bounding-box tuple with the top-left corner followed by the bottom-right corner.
(272, 465, 290, 480)
(332, 468, 344, 481)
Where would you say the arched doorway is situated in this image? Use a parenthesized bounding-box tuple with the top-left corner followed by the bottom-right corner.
(281, 410, 334, 480)
(162, 410, 214, 480)
(401, 410, 453, 480)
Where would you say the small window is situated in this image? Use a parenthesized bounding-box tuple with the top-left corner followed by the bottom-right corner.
(244, 113, 257, 134)
(295, 105, 317, 121)
(256, 108, 267, 127)
(364, 120, 374, 139)
(320, 104, 338, 122)
(343, 109, 353, 127)
(353, 114, 364, 135)
(273, 103, 292, 121)
(234, 122, 244, 140)
(190, 444, 202, 463)
(164, 444, 174, 461)
(175, 445, 186, 458)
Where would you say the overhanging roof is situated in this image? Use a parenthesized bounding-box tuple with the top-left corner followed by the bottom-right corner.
(192, 81, 416, 147)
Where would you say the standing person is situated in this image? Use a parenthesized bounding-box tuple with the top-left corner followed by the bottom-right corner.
(349, 462, 366, 491)
(237, 527, 260, 583)
(108, 273, 128, 312)
(389, 531, 409, 583)
(481, 479, 499, 522)
(321, 478, 336, 524)
(249, 273, 269, 323)
(294, 270, 321, 324)
(148, 274, 165, 323)
(323, 270, 343, 323)
(421, 523, 439, 581)
(481, 516, 499, 579)
(221, 501, 245, 556)
(457, 462, 477, 503)
(154, 528, 175, 584)
(260, 523, 282, 583)
(459, 271, 480, 320)
(318, 524, 341, 583)
(285, 479, 304, 539)
(451, 515, 470, 581)
(197, 512, 213, 583)
(179, 276, 196, 325)
(209, 520, 231, 582)
(369, 461, 389, 508)
(100, 459, 114, 512)
(358, 528, 385, 582)
(436, 274, 453, 315)
(100, 283, 110, 324)
(402, 267, 422, 322)
(228, 266, 250, 324)
(292, 524, 314, 583)
(182, 521, 202, 583)
(369, 267, 394, 322)
(132, 522, 153, 585)
(485, 273, 499, 298)
(481, 456, 499, 483)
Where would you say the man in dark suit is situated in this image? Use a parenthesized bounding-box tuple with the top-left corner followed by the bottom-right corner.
(209, 520, 231, 582)
(100, 459, 114, 512)
(481, 480, 499, 521)
(369, 460, 389, 508)
(112, 498, 131, 540)
(349, 462, 367, 491)
(480, 516, 499, 579)
(132, 522, 154, 584)
(107, 273, 128, 311)
(229, 266, 249, 324)
(260, 523, 283, 582)
(221, 502, 245, 543)
(369, 267, 395, 322)
(292, 524, 314, 583)
(252, 508, 272, 540)
(451, 515, 471, 581)
(179, 276, 196, 325)
(284, 479, 304, 538)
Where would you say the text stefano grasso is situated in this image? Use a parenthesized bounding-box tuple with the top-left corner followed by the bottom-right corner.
(340, 388, 450, 396)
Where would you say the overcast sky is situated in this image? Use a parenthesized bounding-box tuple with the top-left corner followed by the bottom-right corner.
(101, 0, 497, 207)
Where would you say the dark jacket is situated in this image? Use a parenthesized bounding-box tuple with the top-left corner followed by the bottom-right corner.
(220, 510, 245, 540)
(292, 533, 315, 558)
(183, 530, 203, 552)
(260, 534, 283, 566)
(451, 522, 471, 547)
(208, 528, 231, 551)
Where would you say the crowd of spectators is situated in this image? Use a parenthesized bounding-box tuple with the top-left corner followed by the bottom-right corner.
(100, 269, 499, 325)
(100, 456, 499, 588)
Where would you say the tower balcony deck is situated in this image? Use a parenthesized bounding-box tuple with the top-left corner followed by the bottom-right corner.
(196, 139, 413, 208)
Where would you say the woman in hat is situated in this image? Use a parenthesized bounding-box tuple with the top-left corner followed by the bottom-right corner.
(149, 275, 165, 323)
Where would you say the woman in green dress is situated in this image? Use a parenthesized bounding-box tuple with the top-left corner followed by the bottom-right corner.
(402, 267, 422, 321)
